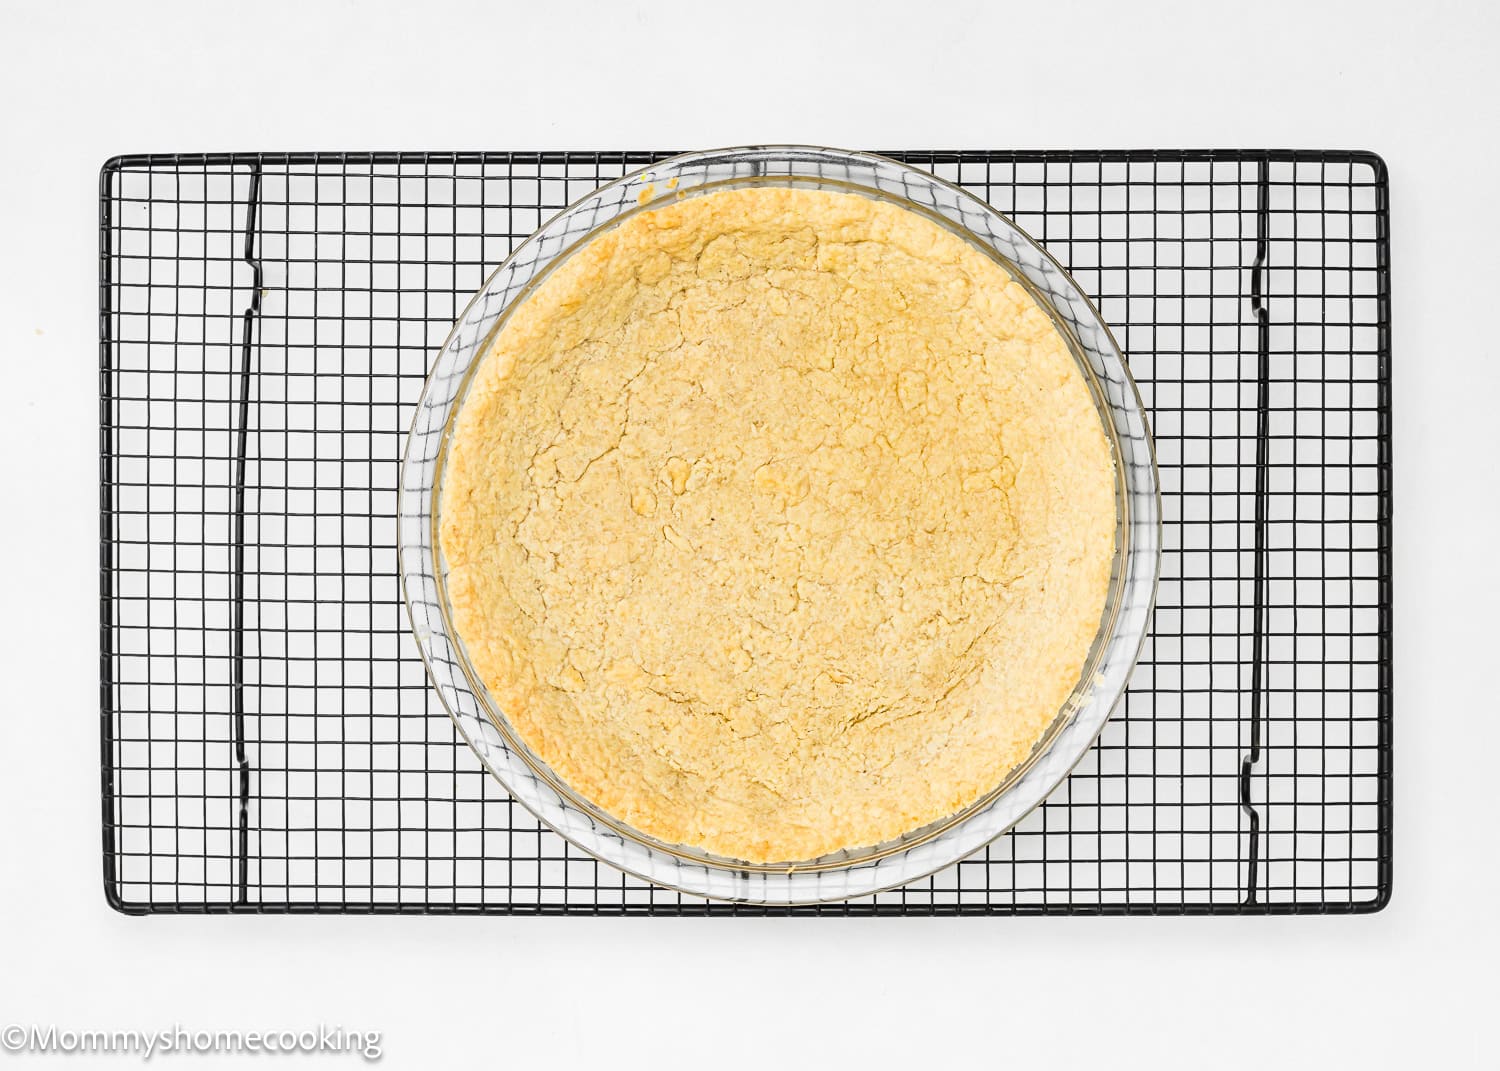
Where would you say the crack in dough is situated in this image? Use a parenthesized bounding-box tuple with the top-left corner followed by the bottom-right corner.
(440, 186, 1115, 863)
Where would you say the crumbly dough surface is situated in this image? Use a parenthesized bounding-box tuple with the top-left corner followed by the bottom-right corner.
(440, 186, 1115, 863)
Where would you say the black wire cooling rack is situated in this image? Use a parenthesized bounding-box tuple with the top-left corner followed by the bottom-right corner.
(99, 150, 1392, 915)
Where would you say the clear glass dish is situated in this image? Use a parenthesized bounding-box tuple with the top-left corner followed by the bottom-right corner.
(399, 146, 1161, 905)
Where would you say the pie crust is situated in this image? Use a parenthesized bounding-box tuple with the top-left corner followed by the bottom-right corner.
(439, 186, 1115, 863)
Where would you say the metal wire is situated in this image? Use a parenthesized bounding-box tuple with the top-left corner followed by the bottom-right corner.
(98, 150, 1392, 915)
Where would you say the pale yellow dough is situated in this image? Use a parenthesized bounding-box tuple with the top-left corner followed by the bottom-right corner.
(440, 187, 1115, 863)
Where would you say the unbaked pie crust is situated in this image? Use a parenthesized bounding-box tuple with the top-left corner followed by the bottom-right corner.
(440, 186, 1115, 863)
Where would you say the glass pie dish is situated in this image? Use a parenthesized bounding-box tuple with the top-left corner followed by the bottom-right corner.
(399, 146, 1160, 905)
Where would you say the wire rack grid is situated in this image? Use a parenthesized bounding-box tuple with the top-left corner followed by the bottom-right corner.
(99, 149, 1392, 915)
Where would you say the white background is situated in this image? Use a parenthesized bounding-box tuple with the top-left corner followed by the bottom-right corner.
(1, 0, 1495, 1067)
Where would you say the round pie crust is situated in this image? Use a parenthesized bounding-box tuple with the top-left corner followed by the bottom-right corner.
(439, 186, 1115, 863)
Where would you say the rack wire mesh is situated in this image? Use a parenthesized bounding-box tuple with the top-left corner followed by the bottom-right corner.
(99, 150, 1392, 915)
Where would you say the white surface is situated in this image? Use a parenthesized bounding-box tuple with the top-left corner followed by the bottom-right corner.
(0, 0, 1494, 1067)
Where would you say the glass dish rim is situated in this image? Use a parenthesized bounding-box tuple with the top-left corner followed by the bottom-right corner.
(398, 144, 1162, 904)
